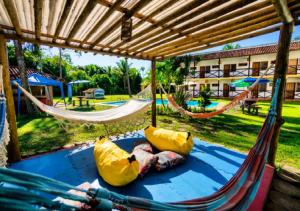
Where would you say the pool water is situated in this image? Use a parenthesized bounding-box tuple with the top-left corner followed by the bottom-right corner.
(102, 99, 218, 108)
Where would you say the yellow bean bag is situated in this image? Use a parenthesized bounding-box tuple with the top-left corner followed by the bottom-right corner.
(144, 126, 194, 155)
(94, 138, 139, 186)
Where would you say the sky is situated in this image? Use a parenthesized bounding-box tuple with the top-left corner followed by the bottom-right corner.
(46, 25, 300, 74)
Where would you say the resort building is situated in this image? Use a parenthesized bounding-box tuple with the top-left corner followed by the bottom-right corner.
(187, 41, 300, 100)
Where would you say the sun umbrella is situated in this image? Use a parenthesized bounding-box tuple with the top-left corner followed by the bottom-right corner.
(230, 79, 252, 88)
(230, 77, 270, 88)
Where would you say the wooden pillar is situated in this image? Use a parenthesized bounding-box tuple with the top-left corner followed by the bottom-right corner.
(151, 58, 156, 127)
(125, 57, 132, 97)
(248, 55, 251, 76)
(268, 22, 294, 166)
(0, 35, 21, 162)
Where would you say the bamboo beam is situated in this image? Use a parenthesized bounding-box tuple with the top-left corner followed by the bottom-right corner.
(151, 58, 156, 127)
(80, 0, 124, 46)
(103, 0, 179, 48)
(122, 0, 249, 53)
(111, 0, 209, 50)
(268, 22, 294, 166)
(1, 32, 151, 60)
(53, 0, 74, 43)
(66, 0, 98, 44)
(162, 25, 284, 58)
(272, 0, 294, 23)
(151, 17, 282, 57)
(3, 0, 22, 36)
(90, 0, 150, 49)
(132, 0, 275, 55)
(0, 35, 21, 162)
(136, 0, 298, 55)
(34, 0, 43, 40)
(142, 8, 283, 56)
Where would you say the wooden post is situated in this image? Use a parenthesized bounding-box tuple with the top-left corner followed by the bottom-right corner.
(268, 22, 294, 166)
(151, 58, 156, 127)
(125, 57, 132, 97)
(0, 35, 21, 162)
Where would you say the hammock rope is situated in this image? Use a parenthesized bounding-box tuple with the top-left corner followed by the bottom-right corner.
(0, 79, 281, 211)
(161, 64, 274, 119)
(0, 65, 10, 167)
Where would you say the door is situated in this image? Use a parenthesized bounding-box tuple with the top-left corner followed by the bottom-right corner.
(252, 62, 260, 76)
(223, 83, 229, 97)
(224, 65, 230, 77)
(288, 59, 297, 74)
(200, 66, 205, 78)
(285, 83, 295, 99)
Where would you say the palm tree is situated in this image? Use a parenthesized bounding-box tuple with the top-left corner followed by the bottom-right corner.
(222, 43, 241, 51)
(116, 58, 132, 97)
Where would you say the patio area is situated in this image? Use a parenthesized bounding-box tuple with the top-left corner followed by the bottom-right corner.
(9, 133, 245, 202)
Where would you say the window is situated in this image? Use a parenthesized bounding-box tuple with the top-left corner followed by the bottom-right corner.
(206, 84, 211, 89)
(230, 64, 237, 72)
(212, 65, 220, 69)
(212, 84, 219, 87)
(238, 63, 248, 67)
(230, 86, 236, 91)
(297, 83, 300, 92)
(205, 66, 211, 73)
(260, 61, 268, 70)
(259, 84, 267, 92)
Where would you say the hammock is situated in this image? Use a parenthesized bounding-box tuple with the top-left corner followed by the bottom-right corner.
(14, 82, 152, 124)
(0, 79, 281, 210)
(162, 65, 274, 119)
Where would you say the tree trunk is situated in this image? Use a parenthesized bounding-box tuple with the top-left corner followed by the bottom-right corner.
(268, 22, 294, 166)
(13, 40, 34, 114)
(159, 87, 165, 108)
(125, 58, 132, 97)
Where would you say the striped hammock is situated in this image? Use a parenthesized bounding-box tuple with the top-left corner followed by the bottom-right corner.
(14, 82, 152, 124)
(162, 65, 274, 119)
(0, 79, 281, 211)
(0, 96, 10, 167)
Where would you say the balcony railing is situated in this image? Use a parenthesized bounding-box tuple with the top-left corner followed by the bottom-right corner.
(188, 65, 299, 79)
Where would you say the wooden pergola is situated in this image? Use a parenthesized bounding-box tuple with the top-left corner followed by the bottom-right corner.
(0, 0, 298, 163)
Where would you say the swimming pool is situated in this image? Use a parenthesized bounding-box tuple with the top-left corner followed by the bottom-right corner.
(101, 99, 218, 108)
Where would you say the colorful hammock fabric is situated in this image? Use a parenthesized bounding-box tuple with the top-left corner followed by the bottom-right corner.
(14, 82, 152, 124)
(162, 65, 274, 119)
(0, 80, 281, 211)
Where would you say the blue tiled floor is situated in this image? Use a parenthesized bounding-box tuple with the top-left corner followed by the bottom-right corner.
(10, 133, 246, 202)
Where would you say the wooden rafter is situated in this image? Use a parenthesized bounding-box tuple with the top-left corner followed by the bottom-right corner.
(111, 0, 209, 50)
(103, 0, 179, 48)
(89, 0, 150, 49)
(272, 0, 294, 23)
(53, 0, 74, 43)
(3, 0, 22, 36)
(66, 0, 98, 44)
(34, 0, 43, 40)
(0, 0, 299, 59)
(2, 33, 151, 60)
(131, 0, 270, 55)
(144, 4, 300, 57)
(80, 0, 124, 47)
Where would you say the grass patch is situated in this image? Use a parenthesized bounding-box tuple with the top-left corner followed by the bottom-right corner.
(17, 97, 300, 169)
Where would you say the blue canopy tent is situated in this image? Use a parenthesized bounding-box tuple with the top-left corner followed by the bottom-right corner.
(12, 73, 64, 114)
(67, 80, 90, 101)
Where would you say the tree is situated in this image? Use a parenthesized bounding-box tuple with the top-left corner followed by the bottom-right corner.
(13, 40, 34, 114)
(198, 86, 211, 112)
(116, 58, 132, 97)
(222, 43, 241, 51)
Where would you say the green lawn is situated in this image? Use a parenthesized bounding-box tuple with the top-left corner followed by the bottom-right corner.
(17, 97, 300, 170)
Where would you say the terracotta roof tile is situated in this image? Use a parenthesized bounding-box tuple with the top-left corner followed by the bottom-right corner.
(201, 41, 300, 60)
